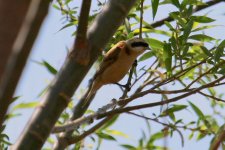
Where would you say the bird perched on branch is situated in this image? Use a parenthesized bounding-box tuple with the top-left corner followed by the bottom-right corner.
(82, 38, 150, 106)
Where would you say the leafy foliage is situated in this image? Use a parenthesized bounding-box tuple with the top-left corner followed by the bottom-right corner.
(2, 0, 225, 149)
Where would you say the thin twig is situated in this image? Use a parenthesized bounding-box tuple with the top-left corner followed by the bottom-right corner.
(139, 0, 144, 38)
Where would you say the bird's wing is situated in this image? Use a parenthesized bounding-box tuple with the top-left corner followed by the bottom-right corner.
(93, 41, 125, 80)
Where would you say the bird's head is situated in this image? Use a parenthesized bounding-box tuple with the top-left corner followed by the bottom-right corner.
(126, 38, 150, 54)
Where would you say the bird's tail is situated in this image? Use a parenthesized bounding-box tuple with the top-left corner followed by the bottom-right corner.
(80, 81, 102, 108)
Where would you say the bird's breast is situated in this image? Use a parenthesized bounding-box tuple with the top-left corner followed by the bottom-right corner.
(100, 54, 137, 84)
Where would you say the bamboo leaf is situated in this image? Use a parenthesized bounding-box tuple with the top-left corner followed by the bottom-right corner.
(139, 51, 154, 61)
(42, 60, 58, 75)
(163, 43, 172, 75)
(151, 0, 159, 19)
(96, 132, 116, 141)
(188, 101, 205, 119)
(189, 34, 215, 42)
(191, 16, 215, 23)
(12, 102, 39, 111)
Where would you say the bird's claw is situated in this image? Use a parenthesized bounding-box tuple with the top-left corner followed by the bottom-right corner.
(114, 83, 131, 91)
(133, 60, 138, 67)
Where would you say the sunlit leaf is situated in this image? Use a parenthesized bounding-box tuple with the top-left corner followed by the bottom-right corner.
(163, 43, 172, 75)
(99, 116, 119, 130)
(166, 105, 188, 113)
(214, 40, 225, 62)
(106, 130, 129, 138)
(192, 25, 218, 32)
(139, 51, 154, 61)
(189, 34, 215, 42)
(164, 21, 175, 31)
(200, 46, 213, 57)
(188, 101, 205, 119)
(96, 132, 116, 141)
(191, 16, 215, 23)
(12, 102, 39, 111)
(183, 19, 194, 41)
(171, 0, 180, 8)
(120, 144, 136, 149)
(169, 12, 186, 27)
(145, 38, 164, 49)
(148, 132, 164, 144)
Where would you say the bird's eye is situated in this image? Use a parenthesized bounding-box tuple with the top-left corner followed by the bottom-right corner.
(131, 42, 149, 48)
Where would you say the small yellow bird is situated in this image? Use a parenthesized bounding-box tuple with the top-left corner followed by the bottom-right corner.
(83, 38, 150, 106)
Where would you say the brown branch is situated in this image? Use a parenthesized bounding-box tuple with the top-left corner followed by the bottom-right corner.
(71, 0, 91, 65)
(210, 124, 225, 150)
(198, 91, 225, 103)
(0, 0, 50, 128)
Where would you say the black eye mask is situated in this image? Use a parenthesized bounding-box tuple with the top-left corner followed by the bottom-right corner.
(131, 42, 149, 48)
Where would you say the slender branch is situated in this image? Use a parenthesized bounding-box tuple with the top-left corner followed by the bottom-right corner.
(198, 91, 225, 103)
(52, 99, 117, 133)
(71, 0, 91, 65)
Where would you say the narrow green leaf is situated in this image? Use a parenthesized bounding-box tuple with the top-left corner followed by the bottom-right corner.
(183, 19, 194, 41)
(151, 0, 159, 19)
(166, 105, 188, 113)
(139, 51, 154, 61)
(197, 132, 207, 141)
(169, 12, 186, 27)
(161, 105, 187, 118)
(106, 130, 129, 138)
(217, 64, 225, 74)
(120, 144, 136, 149)
(188, 101, 205, 119)
(189, 132, 194, 140)
(52, 4, 60, 10)
(96, 132, 116, 141)
(148, 132, 164, 144)
(214, 40, 225, 62)
(171, 0, 180, 8)
(12, 102, 39, 111)
(57, 21, 78, 32)
(145, 38, 164, 49)
(124, 18, 131, 33)
(200, 46, 213, 57)
(189, 34, 215, 42)
(170, 36, 177, 53)
(218, 39, 225, 48)
(42, 61, 57, 75)
(99, 116, 118, 130)
(191, 16, 215, 23)
(163, 43, 172, 75)
(192, 25, 217, 32)
(164, 21, 175, 31)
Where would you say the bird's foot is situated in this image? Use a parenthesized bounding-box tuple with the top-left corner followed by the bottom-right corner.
(114, 83, 131, 91)
(133, 59, 138, 67)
